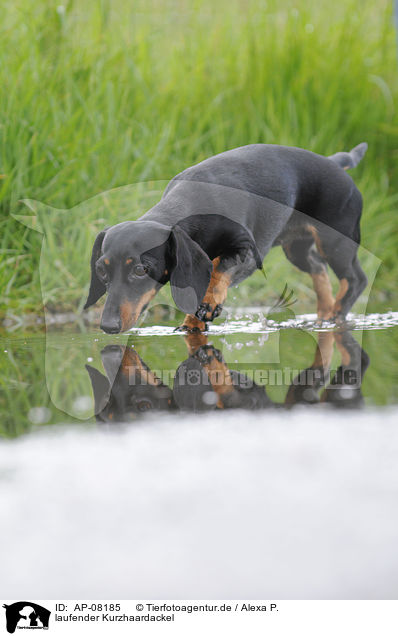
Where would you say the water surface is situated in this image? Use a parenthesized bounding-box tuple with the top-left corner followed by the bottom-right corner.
(1, 310, 398, 434)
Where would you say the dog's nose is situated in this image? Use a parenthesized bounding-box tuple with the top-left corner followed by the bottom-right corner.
(101, 319, 122, 334)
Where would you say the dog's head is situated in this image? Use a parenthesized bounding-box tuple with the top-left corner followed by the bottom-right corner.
(84, 220, 212, 333)
(86, 344, 175, 421)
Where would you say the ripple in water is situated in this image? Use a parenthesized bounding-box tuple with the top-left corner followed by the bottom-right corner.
(128, 311, 398, 336)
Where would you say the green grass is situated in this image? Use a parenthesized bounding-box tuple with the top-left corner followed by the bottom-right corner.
(1, 0, 398, 319)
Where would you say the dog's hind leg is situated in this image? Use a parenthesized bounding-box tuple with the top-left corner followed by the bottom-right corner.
(312, 189, 368, 321)
(282, 237, 335, 320)
(284, 331, 335, 406)
(327, 253, 368, 320)
(315, 218, 367, 320)
(321, 330, 370, 407)
(337, 255, 368, 318)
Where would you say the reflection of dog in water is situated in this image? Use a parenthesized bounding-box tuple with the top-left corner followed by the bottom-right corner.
(86, 345, 175, 421)
(86, 330, 369, 421)
(285, 330, 369, 408)
(173, 340, 273, 411)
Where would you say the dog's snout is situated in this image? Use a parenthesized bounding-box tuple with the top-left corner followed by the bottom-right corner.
(101, 318, 122, 334)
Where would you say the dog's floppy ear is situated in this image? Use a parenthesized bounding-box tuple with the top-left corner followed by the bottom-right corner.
(84, 230, 107, 309)
(85, 365, 111, 415)
(169, 225, 213, 314)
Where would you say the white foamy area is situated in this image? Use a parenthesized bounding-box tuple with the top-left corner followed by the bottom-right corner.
(128, 311, 398, 336)
(1, 408, 398, 599)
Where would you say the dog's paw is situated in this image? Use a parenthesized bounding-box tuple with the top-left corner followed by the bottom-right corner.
(314, 315, 335, 328)
(176, 314, 206, 333)
(195, 303, 223, 322)
(174, 324, 203, 334)
(332, 313, 348, 326)
(194, 345, 224, 365)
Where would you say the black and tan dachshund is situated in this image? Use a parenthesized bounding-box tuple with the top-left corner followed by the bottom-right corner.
(84, 143, 368, 333)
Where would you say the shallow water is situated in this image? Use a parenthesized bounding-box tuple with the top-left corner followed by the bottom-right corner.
(1, 310, 398, 597)
(1, 310, 398, 433)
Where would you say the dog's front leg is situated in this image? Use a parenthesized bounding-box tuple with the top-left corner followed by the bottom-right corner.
(179, 256, 229, 332)
(180, 250, 258, 332)
(196, 256, 231, 320)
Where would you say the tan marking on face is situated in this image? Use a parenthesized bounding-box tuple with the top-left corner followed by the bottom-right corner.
(333, 278, 349, 314)
(120, 347, 162, 385)
(119, 300, 135, 332)
(201, 257, 231, 318)
(104, 258, 110, 265)
(125, 258, 132, 265)
(311, 270, 334, 320)
(119, 288, 157, 331)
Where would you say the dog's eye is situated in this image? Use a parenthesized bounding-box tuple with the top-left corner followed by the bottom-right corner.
(133, 264, 147, 277)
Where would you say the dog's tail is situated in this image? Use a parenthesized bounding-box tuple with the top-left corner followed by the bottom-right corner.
(328, 142, 368, 170)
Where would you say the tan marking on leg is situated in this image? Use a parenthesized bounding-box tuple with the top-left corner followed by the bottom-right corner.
(119, 288, 157, 331)
(177, 258, 231, 329)
(333, 278, 349, 315)
(306, 224, 326, 258)
(201, 256, 231, 319)
(202, 356, 235, 407)
(184, 332, 208, 355)
(285, 332, 334, 406)
(334, 332, 351, 366)
(311, 270, 335, 320)
(104, 258, 110, 265)
(312, 332, 334, 369)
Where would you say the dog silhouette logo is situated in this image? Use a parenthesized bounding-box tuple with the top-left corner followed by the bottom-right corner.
(2, 602, 50, 633)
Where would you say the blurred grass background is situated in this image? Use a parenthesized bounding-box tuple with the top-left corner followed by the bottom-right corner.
(0, 0, 398, 318)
